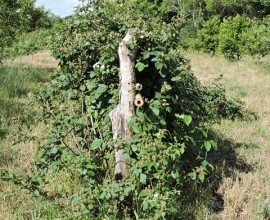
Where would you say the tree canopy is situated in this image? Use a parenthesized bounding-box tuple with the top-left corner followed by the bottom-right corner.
(0, 0, 59, 61)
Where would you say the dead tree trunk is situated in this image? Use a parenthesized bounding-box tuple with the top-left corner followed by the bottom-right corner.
(109, 29, 137, 180)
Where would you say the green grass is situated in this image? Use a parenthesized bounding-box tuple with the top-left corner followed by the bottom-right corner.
(0, 65, 50, 117)
(0, 64, 51, 142)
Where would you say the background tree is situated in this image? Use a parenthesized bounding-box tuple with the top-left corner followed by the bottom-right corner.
(0, 0, 58, 62)
(241, 17, 270, 56)
(204, 0, 270, 18)
(218, 14, 252, 60)
(0, 0, 22, 61)
(174, 0, 270, 58)
(195, 16, 221, 54)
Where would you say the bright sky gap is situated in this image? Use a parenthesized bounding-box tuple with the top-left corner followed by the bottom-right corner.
(35, 0, 81, 17)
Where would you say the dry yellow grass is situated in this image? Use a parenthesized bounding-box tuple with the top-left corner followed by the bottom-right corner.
(186, 51, 270, 220)
(4, 50, 59, 69)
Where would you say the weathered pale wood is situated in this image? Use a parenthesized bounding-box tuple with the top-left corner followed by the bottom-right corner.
(134, 93, 144, 107)
(109, 29, 137, 180)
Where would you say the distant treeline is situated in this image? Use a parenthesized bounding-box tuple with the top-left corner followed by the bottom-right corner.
(175, 0, 270, 59)
(1, 0, 270, 61)
(0, 0, 61, 61)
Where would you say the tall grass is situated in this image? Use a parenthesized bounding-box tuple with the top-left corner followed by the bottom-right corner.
(0, 51, 56, 142)
(0, 65, 49, 116)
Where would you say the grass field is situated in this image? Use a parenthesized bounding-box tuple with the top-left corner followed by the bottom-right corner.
(0, 50, 269, 219)
(185, 51, 270, 219)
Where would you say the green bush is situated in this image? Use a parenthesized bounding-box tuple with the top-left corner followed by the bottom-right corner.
(195, 16, 221, 54)
(193, 14, 269, 59)
(204, 0, 270, 18)
(218, 14, 252, 60)
(241, 18, 270, 56)
(4, 28, 54, 57)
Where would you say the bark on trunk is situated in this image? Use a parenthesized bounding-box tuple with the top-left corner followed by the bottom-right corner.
(109, 29, 137, 180)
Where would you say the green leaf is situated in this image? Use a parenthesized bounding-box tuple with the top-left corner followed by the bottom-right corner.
(171, 76, 180, 81)
(152, 100, 161, 106)
(188, 172, 196, 180)
(155, 62, 163, 70)
(90, 139, 103, 150)
(143, 51, 150, 59)
(135, 62, 146, 72)
(179, 115, 192, 126)
(132, 124, 143, 134)
(210, 140, 218, 150)
(33, 190, 40, 197)
(204, 141, 212, 152)
(93, 84, 107, 99)
(151, 106, 160, 116)
(131, 145, 137, 152)
(162, 30, 168, 41)
(160, 119, 166, 125)
(171, 170, 179, 179)
(139, 189, 148, 198)
(50, 147, 58, 155)
(199, 172, 205, 182)
(140, 173, 147, 184)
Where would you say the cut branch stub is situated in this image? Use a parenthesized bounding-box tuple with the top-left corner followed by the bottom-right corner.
(109, 28, 138, 180)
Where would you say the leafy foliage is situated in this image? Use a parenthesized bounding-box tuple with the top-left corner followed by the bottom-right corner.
(4, 26, 60, 58)
(172, 0, 270, 59)
(3, 0, 246, 219)
(195, 16, 221, 54)
(0, 0, 22, 61)
(218, 14, 252, 60)
(204, 0, 270, 18)
(241, 17, 270, 57)
(193, 14, 270, 59)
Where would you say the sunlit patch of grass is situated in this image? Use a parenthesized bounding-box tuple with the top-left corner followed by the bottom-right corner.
(4, 50, 59, 70)
(0, 184, 68, 220)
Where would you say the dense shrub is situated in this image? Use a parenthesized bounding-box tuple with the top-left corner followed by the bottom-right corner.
(193, 14, 270, 59)
(4, 28, 57, 57)
(241, 18, 270, 56)
(218, 14, 252, 60)
(204, 0, 270, 18)
(176, 0, 270, 59)
(195, 16, 221, 54)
